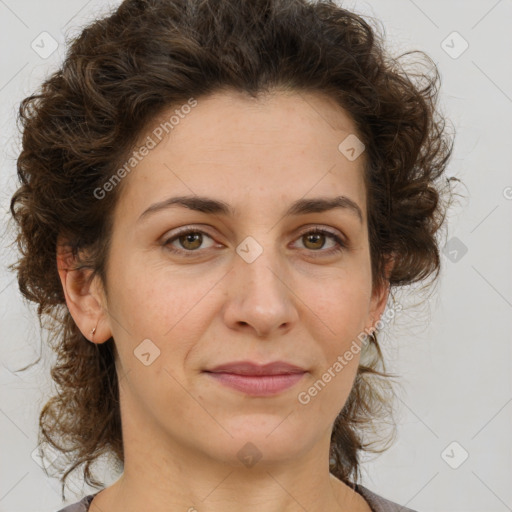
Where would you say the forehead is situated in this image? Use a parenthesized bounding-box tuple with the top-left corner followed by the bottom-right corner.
(116, 89, 367, 222)
(143, 88, 361, 151)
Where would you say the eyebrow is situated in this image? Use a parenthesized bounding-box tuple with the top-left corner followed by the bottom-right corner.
(138, 194, 364, 224)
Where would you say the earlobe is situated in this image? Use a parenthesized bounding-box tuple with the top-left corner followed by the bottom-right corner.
(56, 244, 111, 344)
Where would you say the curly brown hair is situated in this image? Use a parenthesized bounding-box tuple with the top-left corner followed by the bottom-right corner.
(9, 0, 457, 501)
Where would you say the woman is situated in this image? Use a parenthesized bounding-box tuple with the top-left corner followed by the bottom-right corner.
(9, 0, 456, 511)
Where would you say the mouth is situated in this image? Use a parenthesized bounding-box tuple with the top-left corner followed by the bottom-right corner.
(204, 372, 306, 396)
(203, 360, 307, 396)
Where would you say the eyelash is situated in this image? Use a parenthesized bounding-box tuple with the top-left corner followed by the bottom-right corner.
(162, 226, 347, 258)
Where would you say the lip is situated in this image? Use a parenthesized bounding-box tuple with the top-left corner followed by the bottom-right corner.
(205, 372, 306, 396)
(205, 360, 306, 375)
(203, 361, 307, 396)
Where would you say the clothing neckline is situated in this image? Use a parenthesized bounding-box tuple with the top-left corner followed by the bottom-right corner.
(354, 483, 378, 512)
(83, 482, 377, 512)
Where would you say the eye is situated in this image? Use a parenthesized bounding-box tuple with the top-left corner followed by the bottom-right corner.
(163, 228, 217, 257)
(293, 227, 347, 256)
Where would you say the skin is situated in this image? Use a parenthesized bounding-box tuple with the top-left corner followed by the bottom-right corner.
(58, 89, 392, 512)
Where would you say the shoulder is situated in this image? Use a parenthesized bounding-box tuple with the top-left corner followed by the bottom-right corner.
(355, 484, 419, 512)
(55, 494, 96, 512)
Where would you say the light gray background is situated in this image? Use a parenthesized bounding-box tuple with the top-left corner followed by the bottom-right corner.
(1, 1, 511, 511)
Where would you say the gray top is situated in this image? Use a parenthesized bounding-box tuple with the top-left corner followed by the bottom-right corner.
(56, 484, 418, 512)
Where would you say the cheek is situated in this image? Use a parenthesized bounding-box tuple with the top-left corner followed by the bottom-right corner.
(107, 249, 202, 333)
(301, 273, 370, 406)
(306, 273, 372, 338)
(106, 258, 222, 370)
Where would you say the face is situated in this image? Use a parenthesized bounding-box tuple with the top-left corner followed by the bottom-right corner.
(77, 90, 389, 469)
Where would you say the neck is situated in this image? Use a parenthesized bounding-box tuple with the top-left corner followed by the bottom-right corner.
(89, 441, 365, 512)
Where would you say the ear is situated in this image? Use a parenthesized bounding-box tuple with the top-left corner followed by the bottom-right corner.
(365, 255, 395, 334)
(56, 244, 112, 344)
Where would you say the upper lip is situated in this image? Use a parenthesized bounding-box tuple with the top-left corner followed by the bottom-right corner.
(205, 361, 306, 375)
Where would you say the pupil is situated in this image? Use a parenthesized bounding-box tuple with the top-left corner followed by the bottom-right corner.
(307, 233, 324, 249)
(182, 233, 201, 249)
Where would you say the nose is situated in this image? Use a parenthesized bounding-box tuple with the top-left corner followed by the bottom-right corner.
(222, 245, 299, 338)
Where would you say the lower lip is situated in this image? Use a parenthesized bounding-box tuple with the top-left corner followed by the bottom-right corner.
(205, 372, 306, 396)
